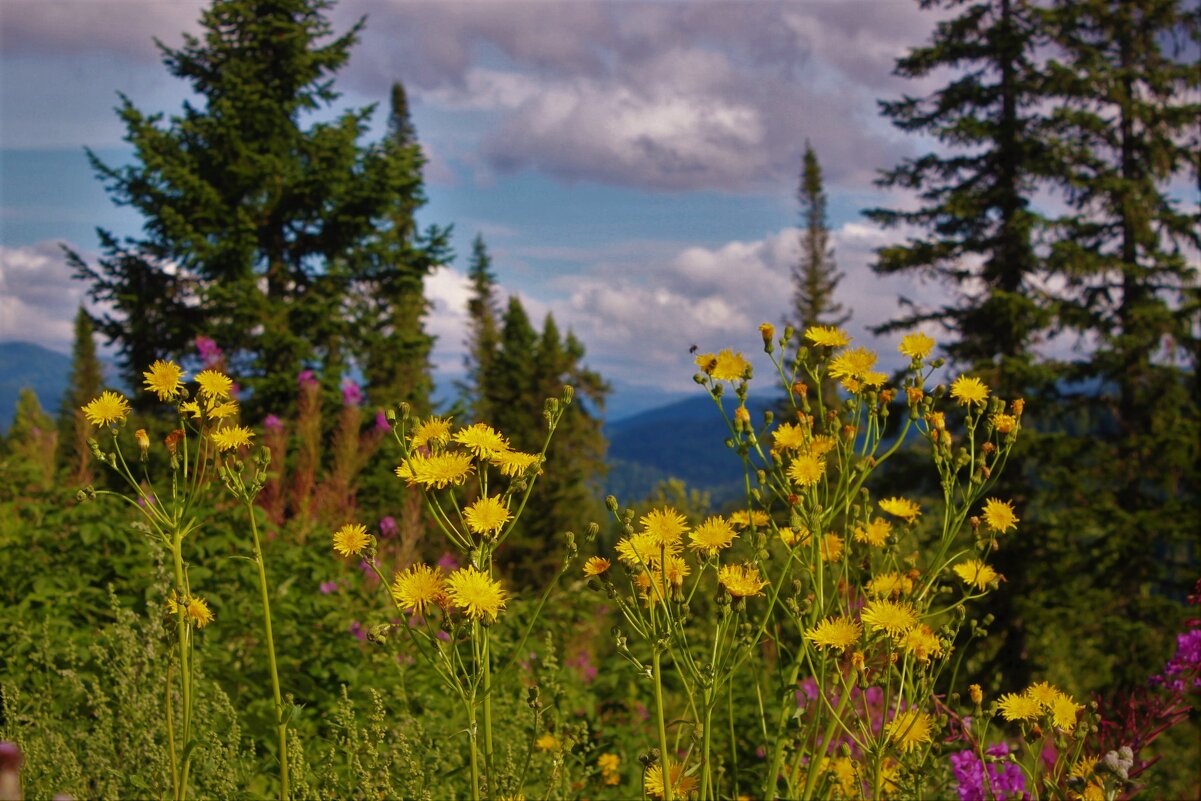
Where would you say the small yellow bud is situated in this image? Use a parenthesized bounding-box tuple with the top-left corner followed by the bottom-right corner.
(135, 428, 150, 452)
(759, 322, 775, 351)
(734, 405, 751, 426)
(1011, 398, 1025, 416)
(969, 684, 983, 705)
(906, 386, 924, 405)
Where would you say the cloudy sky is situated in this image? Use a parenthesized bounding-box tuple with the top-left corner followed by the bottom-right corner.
(0, 0, 955, 418)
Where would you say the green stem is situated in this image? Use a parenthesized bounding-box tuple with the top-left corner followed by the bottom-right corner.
(170, 534, 193, 801)
(467, 697, 481, 801)
(248, 503, 289, 801)
(166, 661, 179, 798)
(700, 690, 715, 801)
(481, 623, 494, 797)
(652, 645, 674, 801)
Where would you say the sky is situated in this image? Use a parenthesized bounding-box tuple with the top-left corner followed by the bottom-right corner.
(0, 0, 959, 419)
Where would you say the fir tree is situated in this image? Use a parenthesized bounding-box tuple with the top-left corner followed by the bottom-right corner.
(69, 0, 445, 416)
(56, 306, 105, 482)
(462, 234, 502, 421)
(7, 388, 57, 491)
(791, 143, 848, 408)
(866, 0, 1053, 397)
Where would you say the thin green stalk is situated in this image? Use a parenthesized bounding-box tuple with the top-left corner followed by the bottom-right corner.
(652, 645, 674, 801)
(170, 535, 193, 801)
(466, 697, 481, 801)
(700, 690, 715, 801)
(247, 503, 289, 801)
(166, 661, 179, 797)
(481, 623, 495, 797)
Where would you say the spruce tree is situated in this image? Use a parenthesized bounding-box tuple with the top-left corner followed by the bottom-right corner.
(791, 143, 848, 408)
(866, 0, 1053, 397)
(462, 234, 502, 421)
(69, 0, 445, 416)
(56, 306, 105, 481)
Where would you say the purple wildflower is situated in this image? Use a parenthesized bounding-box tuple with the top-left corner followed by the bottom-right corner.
(1151, 629, 1201, 691)
(437, 552, 460, 573)
(342, 381, 362, 407)
(951, 743, 1026, 801)
(375, 410, 391, 432)
(298, 370, 318, 390)
(349, 621, 366, 641)
(195, 336, 222, 367)
(319, 581, 338, 595)
(263, 414, 284, 432)
(379, 516, 398, 538)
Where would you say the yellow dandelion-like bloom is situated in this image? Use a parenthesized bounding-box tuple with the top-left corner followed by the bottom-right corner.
(410, 416, 452, 449)
(142, 360, 186, 401)
(709, 349, 750, 382)
(728, 509, 770, 529)
(820, 532, 844, 563)
(694, 351, 717, 373)
(186, 595, 215, 629)
(644, 762, 697, 800)
(886, 709, 934, 753)
(464, 495, 512, 536)
(861, 370, 888, 388)
(660, 553, 690, 586)
(879, 496, 921, 523)
(772, 421, 809, 452)
(180, 400, 202, 419)
(446, 566, 507, 622)
(583, 556, 611, 577)
(81, 390, 131, 427)
(391, 564, 445, 615)
(982, 498, 1019, 533)
(998, 692, 1043, 722)
(804, 616, 862, 653)
(898, 332, 936, 361)
(1025, 681, 1059, 708)
(854, 517, 892, 547)
(805, 326, 852, 348)
(861, 599, 919, 637)
(953, 559, 1002, 591)
(901, 624, 943, 663)
(490, 449, 541, 477)
(991, 413, 1017, 434)
(1050, 692, 1082, 731)
(829, 757, 859, 798)
(717, 563, 768, 598)
(535, 733, 559, 752)
(688, 516, 738, 556)
(788, 453, 827, 488)
(332, 523, 370, 558)
(828, 347, 878, 380)
(778, 525, 806, 547)
(950, 375, 989, 406)
(640, 507, 689, 547)
(866, 572, 914, 598)
(615, 531, 681, 567)
(207, 400, 240, 419)
(807, 435, 838, 458)
(210, 424, 254, 452)
(599, 753, 621, 785)
(453, 423, 509, 458)
(402, 451, 475, 489)
(195, 369, 233, 400)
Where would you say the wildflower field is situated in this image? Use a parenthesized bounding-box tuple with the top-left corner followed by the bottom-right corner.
(2, 324, 1197, 801)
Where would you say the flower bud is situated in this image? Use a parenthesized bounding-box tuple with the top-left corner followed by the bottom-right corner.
(759, 322, 775, 352)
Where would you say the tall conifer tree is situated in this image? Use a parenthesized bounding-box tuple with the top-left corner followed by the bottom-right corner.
(462, 235, 502, 421)
(57, 306, 105, 481)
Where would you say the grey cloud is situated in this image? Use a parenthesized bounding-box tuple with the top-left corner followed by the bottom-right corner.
(0, 241, 91, 351)
(0, 1, 205, 60)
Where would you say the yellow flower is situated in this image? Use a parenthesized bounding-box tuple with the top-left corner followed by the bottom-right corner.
(640, 507, 689, 548)
(804, 616, 862, 652)
(453, 423, 509, 458)
(950, 375, 989, 406)
(758, 322, 775, 345)
(953, 559, 1002, 591)
(998, 692, 1043, 722)
(982, 498, 1019, 533)
(332, 523, 370, 558)
(853, 517, 892, 547)
(901, 624, 943, 662)
(1025, 681, 1059, 708)
(867, 572, 914, 597)
(728, 509, 770, 529)
(535, 733, 559, 751)
(644, 761, 697, 800)
(464, 495, 512, 536)
(186, 595, 215, 629)
(195, 369, 233, 400)
(820, 532, 844, 562)
(399, 452, 475, 489)
(207, 400, 240, 419)
(694, 352, 717, 373)
(688, 516, 737, 556)
(210, 424, 254, 452)
(828, 757, 860, 798)
(861, 600, 919, 637)
(490, 449, 541, 477)
(446, 566, 507, 621)
(772, 421, 809, 451)
(410, 416, 452, 449)
(969, 684, 983, 705)
(135, 428, 150, 452)
(805, 326, 852, 348)
(615, 531, 680, 567)
(991, 413, 1017, 434)
(635, 558, 690, 604)
(898, 332, 936, 361)
(142, 360, 186, 401)
(599, 752, 621, 785)
(717, 563, 768, 598)
(180, 400, 202, 419)
(391, 564, 445, 615)
(788, 453, 827, 487)
(879, 496, 921, 523)
(583, 556, 611, 577)
(886, 709, 933, 753)
(1049, 692, 1082, 731)
(81, 390, 131, 427)
(778, 525, 806, 546)
(828, 347, 878, 380)
(710, 349, 750, 382)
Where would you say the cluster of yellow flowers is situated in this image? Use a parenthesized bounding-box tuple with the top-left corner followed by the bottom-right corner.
(997, 681, 1084, 732)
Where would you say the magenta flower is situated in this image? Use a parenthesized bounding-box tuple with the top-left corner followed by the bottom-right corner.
(379, 516, 398, 538)
(319, 581, 338, 595)
(263, 414, 284, 432)
(195, 336, 222, 366)
(342, 381, 363, 406)
(437, 552, 460, 572)
(375, 410, 391, 432)
(298, 370, 318, 390)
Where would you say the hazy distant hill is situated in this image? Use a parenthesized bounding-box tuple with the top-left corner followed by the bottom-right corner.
(0, 342, 72, 432)
(604, 394, 776, 507)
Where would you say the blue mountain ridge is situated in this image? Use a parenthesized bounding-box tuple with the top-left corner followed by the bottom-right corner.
(0, 342, 72, 433)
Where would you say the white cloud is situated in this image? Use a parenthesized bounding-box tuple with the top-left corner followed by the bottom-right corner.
(0, 241, 90, 352)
